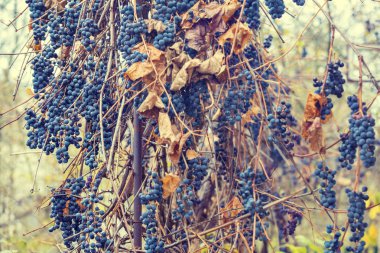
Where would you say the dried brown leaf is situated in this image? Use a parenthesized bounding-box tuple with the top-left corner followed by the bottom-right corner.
(161, 173, 181, 199)
(168, 132, 192, 164)
(303, 117, 324, 152)
(218, 22, 253, 54)
(171, 58, 201, 91)
(184, 21, 211, 51)
(197, 50, 225, 75)
(221, 196, 243, 220)
(124, 61, 154, 81)
(145, 19, 167, 33)
(137, 91, 165, 118)
(158, 112, 176, 143)
(186, 150, 199, 160)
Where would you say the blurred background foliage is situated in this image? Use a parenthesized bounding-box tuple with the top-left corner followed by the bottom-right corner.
(0, 0, 379, 252)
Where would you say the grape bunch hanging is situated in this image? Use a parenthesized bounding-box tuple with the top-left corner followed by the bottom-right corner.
(17, 0, 378, 252)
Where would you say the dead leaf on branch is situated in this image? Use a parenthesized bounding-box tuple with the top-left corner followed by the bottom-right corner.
(158, 112, 177, 143)
(197, 50, 225, 75)
(44, 0, 67, 11)
(168, 132, 192, 165)
(137, 91, 165, 118)
(171, 58, 202, 91)
(162, 174, 181, 199)
(302, 117, 324, 152)
(145, 19, 167, 33)
(186, 149, 200, 160)
(185, 21, 211, 51)
(221, 196, 243, 221)
(218, 22, 253, 54)
(124, 61, 154, 81)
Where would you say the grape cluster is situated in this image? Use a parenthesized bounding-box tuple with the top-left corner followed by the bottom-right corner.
(49, 172, 111, 252)
(238, 168, 269, 240)
(267, 101, 300, 151)
(339, 95, 376, 169)
(183, 79, 210, 128)
(118, 5, 148, 64)
(172, 180, 197, 222)
(346, 188, 369, 253)
(79, 19, 99, 51)
(264, 35, 273, 49)
(314, 162, 337, 209)
(274, 203, 303, 243)
(243, 0, 261, 30)
(140, 171, 165, 253)
(264, 0, 285, 19)
(153, 0, 195, 21)
(26, 0, 47, 45)
(293, 0, 306, 6)
(324, 226, 343, 253)
(312, 60, 346, 120)
(314, 61, 345, 98)
(161, 83, 186, 119)
(62, 0, 82, 47)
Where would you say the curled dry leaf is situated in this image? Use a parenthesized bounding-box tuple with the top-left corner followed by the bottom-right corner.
(186, 149, 200, 160)
(168, 131, 192, 164)
(218, 22, 253, 54)
(161, 173, 181, 199)
(158, 112, 176, 143)
(171, 58, 202, 91)
(302, 117, 324, 152)
(145, 19, 167, 33)
(184, 21, 211, 51)
(137, 91, 165, 118)
(197, 50, 225, 75)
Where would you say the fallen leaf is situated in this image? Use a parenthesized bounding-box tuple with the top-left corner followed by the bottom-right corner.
(197, 50, 225, 75)
(218, 22, 253, 54)
(161, 173, 181, 199)
(171, 58, 202, 91)
(186, 149, 199, 160)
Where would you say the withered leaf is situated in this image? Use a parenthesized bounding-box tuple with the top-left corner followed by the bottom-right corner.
(124, 61, 154, 81)
(145, 19, 167, 33)
(168, 132, 192, 164)
(220, 0, 241, 22)
(218, 22, 253, 54)
(221, 196, 243, 220)
(186, 149, 200, 160)
(302, 117, 324, 152)
(171, 58, 202, 91)
(197, 50, 225, 75)
(184, 21, 211, 51)
(161, 173, 181, 199)
(137, 91, 165, 118)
